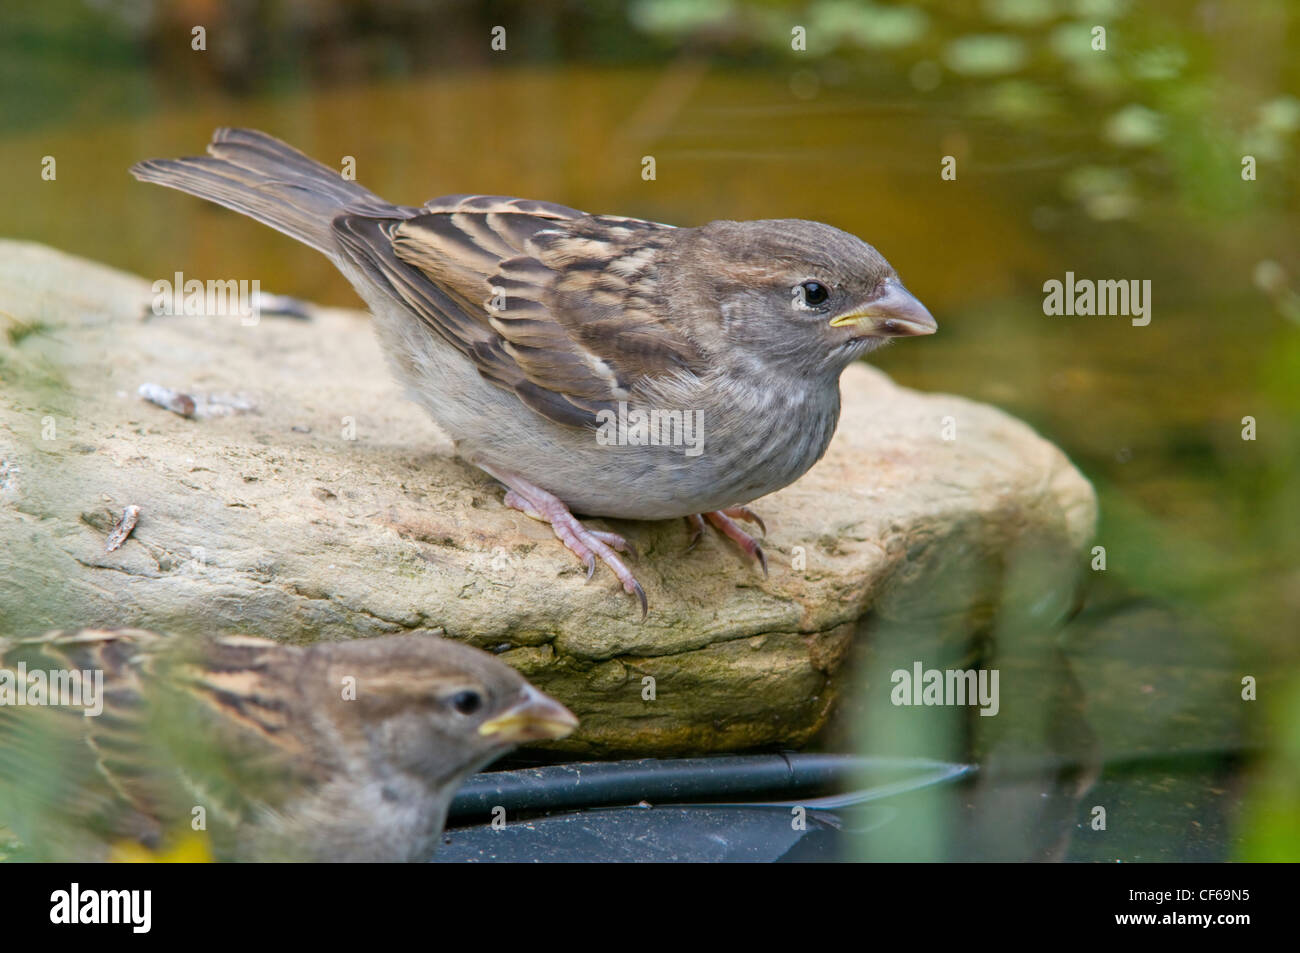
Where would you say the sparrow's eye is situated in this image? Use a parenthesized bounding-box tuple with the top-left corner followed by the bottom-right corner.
(797, 281, 830, 307)
(450, 690, 483, 716)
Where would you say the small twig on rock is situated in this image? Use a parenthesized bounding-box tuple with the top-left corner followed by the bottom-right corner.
(138, 383, 196, 418)
(105, 505, 141, 553)
(138, 384, 256, 419)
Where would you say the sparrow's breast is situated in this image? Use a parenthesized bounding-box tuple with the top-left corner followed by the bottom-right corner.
(496, 374, 843, 521)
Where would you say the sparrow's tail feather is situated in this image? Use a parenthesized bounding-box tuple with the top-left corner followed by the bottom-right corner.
(130, 128, 390, 257)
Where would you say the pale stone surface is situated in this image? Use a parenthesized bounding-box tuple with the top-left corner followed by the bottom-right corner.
(0, 240, 1096, 754)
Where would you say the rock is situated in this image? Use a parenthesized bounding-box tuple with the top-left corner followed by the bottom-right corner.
(0, 240, 1097, 755)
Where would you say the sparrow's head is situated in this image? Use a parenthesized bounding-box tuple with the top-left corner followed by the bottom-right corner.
(670, 218, 936, 377)
(309, 634, 577, 785)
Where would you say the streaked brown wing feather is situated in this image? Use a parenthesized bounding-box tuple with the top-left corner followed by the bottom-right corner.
(537, 217, 702, 378)
(333, 195, 705, 429)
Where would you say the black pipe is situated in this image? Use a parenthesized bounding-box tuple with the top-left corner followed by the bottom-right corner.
(447, 753, 973, 821)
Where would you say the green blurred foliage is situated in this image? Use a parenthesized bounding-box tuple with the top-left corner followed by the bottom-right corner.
(1237, 678, 1300, 861)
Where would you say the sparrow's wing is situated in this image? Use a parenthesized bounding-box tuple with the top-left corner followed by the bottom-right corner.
(333, 196, 703, 428)
(0, 630, 321, 858)
(0, 629, 171, 854)
(140, 634, 326, 832)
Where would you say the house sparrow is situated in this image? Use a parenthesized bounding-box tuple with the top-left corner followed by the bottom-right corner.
(132, 129, 936, 616)
(0, 628, 576, 862)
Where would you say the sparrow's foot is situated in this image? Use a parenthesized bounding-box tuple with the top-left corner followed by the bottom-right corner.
(485, 467, 647, 619)
(690, 509, 769, 578)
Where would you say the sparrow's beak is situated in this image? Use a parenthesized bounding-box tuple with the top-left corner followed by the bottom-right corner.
(829, 278, 937, 337)
(478, 685, 578, 743)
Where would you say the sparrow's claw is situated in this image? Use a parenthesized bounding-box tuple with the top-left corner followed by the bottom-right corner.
(684, 514, 707, 551)
(628, 578, 648, 621)
(700, 509, 769, 579)
(720, 505, 766, 536)
(489, 466, 648, 618)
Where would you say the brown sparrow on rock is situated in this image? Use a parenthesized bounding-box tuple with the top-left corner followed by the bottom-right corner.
(0, 629, 576, 862)
(132, 129, 936, 616)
